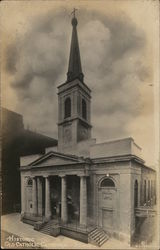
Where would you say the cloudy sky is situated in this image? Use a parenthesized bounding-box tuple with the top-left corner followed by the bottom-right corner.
(1, 0, 159, 166)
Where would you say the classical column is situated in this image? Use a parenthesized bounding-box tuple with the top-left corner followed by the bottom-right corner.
(21, 175, 25, 218)
(61, 175, 68, 223)
(45, 176, 51, 219)
(37, 177, 42, 216)
(32, 177, 38, 216)
(146, 180, 148, 203)
(80, 175, 87, 226)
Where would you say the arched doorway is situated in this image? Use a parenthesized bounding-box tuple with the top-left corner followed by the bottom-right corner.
(98, 177, 117, 232)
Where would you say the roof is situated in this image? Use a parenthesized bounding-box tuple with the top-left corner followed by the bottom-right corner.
(67, 16, 84, 83)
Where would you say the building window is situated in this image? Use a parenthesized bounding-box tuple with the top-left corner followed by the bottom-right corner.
(153, 180, 156, 196)
(144, 180, 146, 204)
(27, 179, 32, 186)
(140, 181, 143, 206)
(82, 99, 87, 120)
(100, 178, 115, 188)
(148, 180, 151, 202)
(151, 180, 153, 198)
(134, 180, 138, 208)
(64, 97, 71, 118)
(153, 180, 156, 205)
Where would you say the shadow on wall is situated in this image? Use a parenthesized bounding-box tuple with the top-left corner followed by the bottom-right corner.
(132, 216, 157, 246)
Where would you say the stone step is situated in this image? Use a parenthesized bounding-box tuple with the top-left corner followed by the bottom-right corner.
(97, 233, 106, 240)
(41, 228, 50, 232)
(93, 233, 105, 242)
(42, 225, 50, 228)
(41, 226, 50, 230)
(41, 230, 51, 236)
(39, 221, 53, 235)
(90, 228, 99, 235)
(91, 230, 105, 239)
(99, 237, 108, 246)
(40, 228, 51, 233)
(90, 228, 105, 235)
(41, 230, 50, 234)
(41, 227, 50, 232)
(97, 234, 108, 243)
(89, 228, 109, 247)
(90, 229, 101, 237)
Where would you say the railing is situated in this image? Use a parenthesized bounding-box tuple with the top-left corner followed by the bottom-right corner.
(141, 196, 156, 207)
(135, 206, 156, 217)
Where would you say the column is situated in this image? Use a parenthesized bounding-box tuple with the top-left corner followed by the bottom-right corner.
(21, 175, 25, 217)
(80, 175, 87, 226)
(144, 180, 147, 204)
(45, 176, 51, 219)
(140, 181, 143, 206)
(146, 180, 148, 204)
(32, 177, 38, 216)
(148, 180, 151, 203)
(61, 175, 68, 223)
(37, 177, 42, 216)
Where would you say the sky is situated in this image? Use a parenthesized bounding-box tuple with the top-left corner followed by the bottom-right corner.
(1, 0, 159, 166)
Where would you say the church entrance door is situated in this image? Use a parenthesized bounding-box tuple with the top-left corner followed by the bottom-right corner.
(98, 177, 117, 233)
(49, 175, 80, 223)
(50, 176, 61, 219)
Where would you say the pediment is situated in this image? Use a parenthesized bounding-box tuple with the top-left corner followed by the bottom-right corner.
(29, 151, 84, 167)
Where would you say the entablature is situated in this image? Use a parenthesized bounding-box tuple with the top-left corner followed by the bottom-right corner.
(58, 79, 91, 97)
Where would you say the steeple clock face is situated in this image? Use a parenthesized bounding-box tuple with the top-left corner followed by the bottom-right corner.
(78, 123, 89, 141)
(80, 127, 88, 138)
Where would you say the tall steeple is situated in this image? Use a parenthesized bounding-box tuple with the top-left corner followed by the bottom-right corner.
(67, 10, 84, 82)
(57, 11, 92, 156)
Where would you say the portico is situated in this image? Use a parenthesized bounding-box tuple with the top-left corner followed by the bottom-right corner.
(21, 151, 89, 227)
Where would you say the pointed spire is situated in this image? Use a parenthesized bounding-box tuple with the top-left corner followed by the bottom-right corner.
(67, 11, 84, 82)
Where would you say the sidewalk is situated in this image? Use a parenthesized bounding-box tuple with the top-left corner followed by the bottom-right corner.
(1, 213, 131, 249)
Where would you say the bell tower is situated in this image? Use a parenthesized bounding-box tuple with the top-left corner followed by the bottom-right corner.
(57, 11, 92, 154)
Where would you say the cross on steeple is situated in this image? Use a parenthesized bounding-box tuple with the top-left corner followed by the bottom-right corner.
(71, 8, 78, 18)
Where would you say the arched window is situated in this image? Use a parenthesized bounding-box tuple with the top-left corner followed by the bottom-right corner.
(27, 179, 32, 186)
(64, 97, 71, 118)
(134, 180, 138, 208)
(82, 99, 87, 120)
(100, 178, 115, 188)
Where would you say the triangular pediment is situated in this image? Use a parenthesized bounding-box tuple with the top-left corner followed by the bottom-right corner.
(29, 151, 84, 167)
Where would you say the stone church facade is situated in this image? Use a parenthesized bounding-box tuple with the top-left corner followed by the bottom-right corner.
(20, 14, 156, 246)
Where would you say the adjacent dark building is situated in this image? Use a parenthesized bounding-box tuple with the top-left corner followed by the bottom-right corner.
(2, 107, 57, 214)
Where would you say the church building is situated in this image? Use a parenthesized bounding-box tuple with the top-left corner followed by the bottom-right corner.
(20, 13, 156, 246)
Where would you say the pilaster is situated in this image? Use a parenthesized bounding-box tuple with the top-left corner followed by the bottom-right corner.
(32, 177, 38, 216)
(20, 175, 25, 218)
(37, 177, 43, 216)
